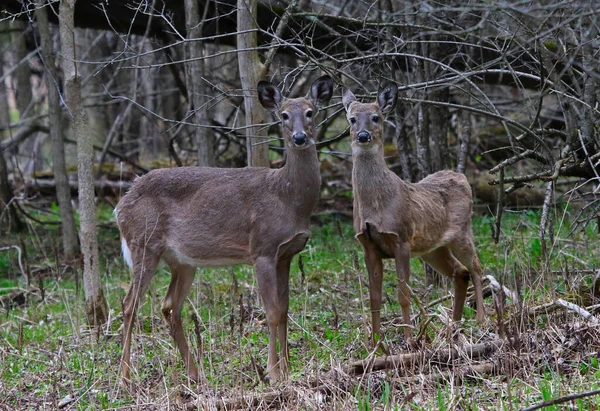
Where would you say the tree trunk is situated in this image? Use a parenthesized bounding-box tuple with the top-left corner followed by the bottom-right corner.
(237, 0, 269, 168)
(10, 20, 33, 118)
(59, 0, 107, 327)
(185, 0, 214, 166)
(36, 1, 80, 261)
(0, 22, 23, 234)
(429, 87, 450, 172)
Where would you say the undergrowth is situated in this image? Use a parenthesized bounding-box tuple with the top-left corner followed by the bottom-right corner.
(0, 203, 599, 410)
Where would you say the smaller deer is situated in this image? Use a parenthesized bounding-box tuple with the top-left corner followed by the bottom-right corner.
(342, 84, 485, 343)
(116, 75, 333, 384)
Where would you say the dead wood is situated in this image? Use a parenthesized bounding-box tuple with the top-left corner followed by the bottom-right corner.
(341, 340, 504, 376)
(521, 388, 600, 411)
(392, 362, 496, 386)
(22, 178, 132, 197)
(524, 299, 600, 324)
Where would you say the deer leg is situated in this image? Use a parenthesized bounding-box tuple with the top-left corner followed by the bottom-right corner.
(275, 258, 291, 378)
(359, 238, 384, 345)
(422, 247, 470, 322)
(254, 256, 282, 383)
(121, 249, 160, 384)
(391, 240, 412, 340)
(162, 263, 199, 382)
(452, 236, 486, 323)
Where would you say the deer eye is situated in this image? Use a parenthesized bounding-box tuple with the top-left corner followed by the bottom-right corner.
(281, 113, 289, 121)
(372, 115, 379, 123)
(350, 117, 356, 124)
(306, 110, 313, 118)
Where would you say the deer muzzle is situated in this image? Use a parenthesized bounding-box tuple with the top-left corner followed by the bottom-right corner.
(356, 131, 372, 144)
(293, 132, 308, 146)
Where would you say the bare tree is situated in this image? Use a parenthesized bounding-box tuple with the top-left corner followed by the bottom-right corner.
(59, 0, 107, 326)
(237, 0, 269, 167)
(185, 0, 214, 166)
(36, 1, 80, 260)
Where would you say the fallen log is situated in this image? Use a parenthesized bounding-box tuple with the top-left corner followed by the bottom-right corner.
(22, 178, 132, 197)
(342, 339, 504, 376)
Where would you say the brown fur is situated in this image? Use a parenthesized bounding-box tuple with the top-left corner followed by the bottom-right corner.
(343, 85, 485, 343)
(116, 76, 333, 384)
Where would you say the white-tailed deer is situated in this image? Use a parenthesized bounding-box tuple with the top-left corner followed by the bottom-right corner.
(342, 84, 485, 343)
(116, 75, 333, 383)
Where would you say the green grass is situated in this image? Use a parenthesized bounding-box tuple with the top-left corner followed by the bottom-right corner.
(0, 205, 599, 409)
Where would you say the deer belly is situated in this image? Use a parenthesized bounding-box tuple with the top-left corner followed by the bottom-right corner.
(163, 248, 249, 268)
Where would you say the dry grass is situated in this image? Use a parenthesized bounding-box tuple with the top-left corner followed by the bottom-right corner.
(1, 206, 600, 410)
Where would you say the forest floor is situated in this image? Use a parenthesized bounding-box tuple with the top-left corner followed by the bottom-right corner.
(1, 202, 600, 410)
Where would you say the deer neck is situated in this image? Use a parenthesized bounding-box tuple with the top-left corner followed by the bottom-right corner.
(279, 144, 321, 218)
(352, 143, 405, 214)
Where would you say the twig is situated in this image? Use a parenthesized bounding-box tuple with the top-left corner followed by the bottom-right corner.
(521, 388, 600, 411)
(525, 299, 600, 324)
(486, 275, 518, 302)
(0, 246, 26, 281)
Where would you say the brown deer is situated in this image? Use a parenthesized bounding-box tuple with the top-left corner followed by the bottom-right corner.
(342, 84, 485, 343)
(116, 75, 333, 383)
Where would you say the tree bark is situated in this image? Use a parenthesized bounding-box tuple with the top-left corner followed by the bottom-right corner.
(0, 22, 23, 234)
(237, 0, 269, 168)
(36, 1, 80, 261)
(10, 20, 33, 118)
(59, 0, 107, 327)
(185, 0, 214, 166)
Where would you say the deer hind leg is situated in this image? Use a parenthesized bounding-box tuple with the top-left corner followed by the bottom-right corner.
(452, 235, 486, 323)
(421, 247, 470, 322)
(358, 236, 384, 345)
(162, 263, 199, 382)
(254, 256, 283, 383)
(121, 246, 160, 384)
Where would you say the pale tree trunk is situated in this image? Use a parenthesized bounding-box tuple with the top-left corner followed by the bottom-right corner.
(59, 0, 107, 327)
(0, 22, 23, 234)
(185, 0, 215, 166)
(456, 105, 472, 174)
(36, 2, 80, 260)
(237, 0, 269, 168)
(429, 87, 450, 171)
(10, 21, 34, 118)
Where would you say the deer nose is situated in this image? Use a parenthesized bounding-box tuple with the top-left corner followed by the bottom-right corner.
(293, 132, 307, 146)
(357, 131, 371, 143)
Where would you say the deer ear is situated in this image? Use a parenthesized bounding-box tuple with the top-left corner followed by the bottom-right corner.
(309, 75, 334, 107)
(377, 83, 398, 115)
(342, 88, 357, 112)
(258, 81, 283, 111)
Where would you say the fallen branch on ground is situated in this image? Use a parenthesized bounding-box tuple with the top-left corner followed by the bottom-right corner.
(525, 299, 600, 324)
(341, 340, 504, 375)
(521, 388, 600, 411)
(486, 275, 518, 302)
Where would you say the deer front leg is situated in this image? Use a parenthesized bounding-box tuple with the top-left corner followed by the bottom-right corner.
(392, 241, 412, 340)
(276, 258, 291, 378)
(359, 237, 384, 345)
(255, 256, 284, 383)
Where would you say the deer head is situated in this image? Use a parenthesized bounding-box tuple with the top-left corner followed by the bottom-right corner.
(342, 83, 398, 153)
(258, 75, 333, 149)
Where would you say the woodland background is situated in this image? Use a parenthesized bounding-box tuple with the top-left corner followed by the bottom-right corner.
(1, 0, 600, 409)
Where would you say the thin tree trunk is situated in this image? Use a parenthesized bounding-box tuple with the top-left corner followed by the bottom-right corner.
(59, 0, 107, 327)
(0, 22, 23, 233)
(36, 1, 80, 260)
(10, 20, 33, 118)
(185, 0, 214, 166)
(237, 0, 269, 168)
(429, 87, 449, 171)
(457, 106, 472, 174)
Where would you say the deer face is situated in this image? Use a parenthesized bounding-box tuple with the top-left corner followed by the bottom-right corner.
(258, 75, 333, 149)
(342, 84, 398, 152)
